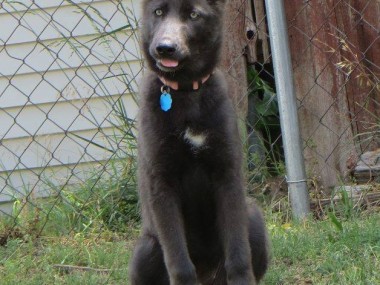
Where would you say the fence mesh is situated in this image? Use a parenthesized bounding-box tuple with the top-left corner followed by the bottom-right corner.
(0, 0, 379, 262)
(283, 0, 380, 212)
(224, 0, 379, 213)
(0, 0, 142, 239)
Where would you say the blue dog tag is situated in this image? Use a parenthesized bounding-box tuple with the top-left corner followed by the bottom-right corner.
(160, 91, 172, 111)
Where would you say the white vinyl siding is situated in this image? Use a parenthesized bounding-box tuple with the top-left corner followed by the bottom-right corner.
(0, 0, 142, 208)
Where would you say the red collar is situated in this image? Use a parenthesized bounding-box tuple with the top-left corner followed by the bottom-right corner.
(158, 73, 212, 91)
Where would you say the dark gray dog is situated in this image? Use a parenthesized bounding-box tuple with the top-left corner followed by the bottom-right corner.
(129, 0, 269, 284)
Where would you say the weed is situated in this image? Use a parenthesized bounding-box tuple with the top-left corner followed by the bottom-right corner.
(246, 66, 284, 185)
(264, 212, 380, 285)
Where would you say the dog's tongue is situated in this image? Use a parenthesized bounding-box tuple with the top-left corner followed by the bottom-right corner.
(160, 59, 179, 68)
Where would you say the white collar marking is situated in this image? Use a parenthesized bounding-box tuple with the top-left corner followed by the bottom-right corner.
(184, 128, 207, 148)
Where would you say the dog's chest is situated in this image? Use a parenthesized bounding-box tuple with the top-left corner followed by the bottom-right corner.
(183, 128, 207, 148)
(171, 98, 209, 150)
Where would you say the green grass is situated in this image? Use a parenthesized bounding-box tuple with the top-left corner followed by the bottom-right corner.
(0, 231, 138, 285)
(264, 212, 380, 284)
(1, 211, 379, 284)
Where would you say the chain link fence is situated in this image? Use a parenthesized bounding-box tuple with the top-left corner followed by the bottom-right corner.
(284, 0, 380, 213)
(0, 0, 143, 239)
(0, 0, 379, 245)
(223, 0, 380, 215)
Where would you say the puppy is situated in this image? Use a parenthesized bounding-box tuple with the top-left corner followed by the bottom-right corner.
(129, 1, 269, 284)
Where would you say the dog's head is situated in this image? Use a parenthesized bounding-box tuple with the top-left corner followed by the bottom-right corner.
(141, 0, 226, 82)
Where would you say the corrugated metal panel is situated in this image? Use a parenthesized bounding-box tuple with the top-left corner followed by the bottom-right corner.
(0, 0, 142, 205)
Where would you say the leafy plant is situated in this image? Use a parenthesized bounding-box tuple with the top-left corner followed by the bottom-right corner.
(246, 66, 284, 183)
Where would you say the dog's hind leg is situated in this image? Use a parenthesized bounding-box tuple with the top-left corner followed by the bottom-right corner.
(129, 234, 169, 285)
(248, 206, 269, 283)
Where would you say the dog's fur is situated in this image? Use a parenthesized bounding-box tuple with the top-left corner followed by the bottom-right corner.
(129, 0, 269, 284)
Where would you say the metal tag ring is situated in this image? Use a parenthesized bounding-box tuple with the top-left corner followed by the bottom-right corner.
(161, 85, 170, 94)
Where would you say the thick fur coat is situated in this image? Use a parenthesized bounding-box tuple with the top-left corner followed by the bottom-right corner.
(129, 1, 269, 284)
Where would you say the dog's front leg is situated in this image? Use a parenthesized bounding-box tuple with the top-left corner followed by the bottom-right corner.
(150, 178, 198, 285)
(216, 179, 256, 285)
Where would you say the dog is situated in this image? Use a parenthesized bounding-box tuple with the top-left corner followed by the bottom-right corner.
(129, 0, 269, 284)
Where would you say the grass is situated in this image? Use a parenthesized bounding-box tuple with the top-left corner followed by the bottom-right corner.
(1, 209, 379, 284)
(264, 211, 380, 284)
(0, 231, 138, 285)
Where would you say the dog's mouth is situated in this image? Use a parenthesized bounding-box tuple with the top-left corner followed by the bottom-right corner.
(156, 58, 181, 72)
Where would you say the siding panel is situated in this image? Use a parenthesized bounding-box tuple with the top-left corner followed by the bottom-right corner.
(1, 0, 140, 45)
(0, 61, 141, 108)
(0, 93, 138, 144)
(0, 34, 141, 76)
(0, 0, 142, 208)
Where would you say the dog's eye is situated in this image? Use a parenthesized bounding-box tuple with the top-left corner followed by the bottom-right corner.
(155, 9, 164, 16)
(190, 11, 200, 20)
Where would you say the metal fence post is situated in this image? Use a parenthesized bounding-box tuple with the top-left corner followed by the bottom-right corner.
(264, 0, 310, 219)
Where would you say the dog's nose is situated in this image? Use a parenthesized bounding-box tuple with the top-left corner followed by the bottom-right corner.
(156, 43, 177, 56)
